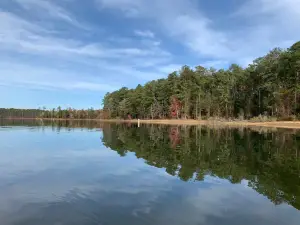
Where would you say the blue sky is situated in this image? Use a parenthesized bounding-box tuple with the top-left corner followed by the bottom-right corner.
(0, 0, 299, 109)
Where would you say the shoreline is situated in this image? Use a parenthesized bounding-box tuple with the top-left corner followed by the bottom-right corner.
(126, 119, 300, 129)
(3, 118, 300, 129)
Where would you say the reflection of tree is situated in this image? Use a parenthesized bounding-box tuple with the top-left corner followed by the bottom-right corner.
(0, 119, 109, 131)
(101, 124, 300, 210)
(169, 127, 180, 149)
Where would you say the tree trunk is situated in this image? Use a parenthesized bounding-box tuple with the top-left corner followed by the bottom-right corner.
(295, 72, 299, 115)
(259, 89, 261, 115)
(199, 92, 201, 120)
(196, 98, 198, 120)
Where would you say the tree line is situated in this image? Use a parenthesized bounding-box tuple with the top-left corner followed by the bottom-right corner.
(101, 123, 300, 210)
(0, 107, 103, 119)
(103, 41, 300, 120)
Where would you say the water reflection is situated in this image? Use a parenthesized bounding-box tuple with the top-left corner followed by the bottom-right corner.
(102, 123, 300, 210)
(0, 120, 299, 225)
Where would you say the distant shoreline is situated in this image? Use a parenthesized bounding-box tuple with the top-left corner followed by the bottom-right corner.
(2, 118, 300, 129)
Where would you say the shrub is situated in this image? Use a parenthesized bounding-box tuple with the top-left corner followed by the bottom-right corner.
(250, 115, 277, 122)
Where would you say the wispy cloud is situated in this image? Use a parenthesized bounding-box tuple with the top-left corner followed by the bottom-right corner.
(0, 1, 174, 96)
(96, 0, 300, 66)
(13, 0, 85, 28)
(0, 11, 167, 59)
(0, 61, 119, 92)
(134, 30, 155, 38)
(96, 0, 230, 58)
(97, 0, 143, 17)
(157, 64, 182, 74)
(235, 0, 300, 18)
(234, 0, 300, 40)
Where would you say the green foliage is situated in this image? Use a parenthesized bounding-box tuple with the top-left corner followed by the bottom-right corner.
(103, 41, 300, 119)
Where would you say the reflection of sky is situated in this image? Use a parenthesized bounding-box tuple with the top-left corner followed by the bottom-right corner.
(0, 127, 299, 225)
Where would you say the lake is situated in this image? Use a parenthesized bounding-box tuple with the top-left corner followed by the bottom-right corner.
(0, 120, 299, 225)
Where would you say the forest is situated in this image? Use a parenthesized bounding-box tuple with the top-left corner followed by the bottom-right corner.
(103, 41, 300, 120)
(0, 107, 103, 119)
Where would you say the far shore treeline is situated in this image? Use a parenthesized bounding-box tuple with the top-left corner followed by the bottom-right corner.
(0, 107, 103, 119)
(1, 41, 300, 121)
(103, 41, 300, 120)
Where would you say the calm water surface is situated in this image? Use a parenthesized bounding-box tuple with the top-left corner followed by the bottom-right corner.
(0, 120, 300, 225)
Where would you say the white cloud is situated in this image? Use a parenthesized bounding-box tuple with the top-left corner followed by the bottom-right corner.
(235, 0, 300, 39)
(0, 9, 172, 61)
(0, 4, 174, 93)
(0, 61, 119, 92)
(13, 0, 85, 28)
(97, 0, 144, 17)
(157, 64, 182, 74)
(236, 0, 300, 18)
(201, 60, 230, 69)
(134, 30, 155, 38)
(96, 0, 232, 58)
(96, 0, 300, 66)
(0, 12, 166, 60)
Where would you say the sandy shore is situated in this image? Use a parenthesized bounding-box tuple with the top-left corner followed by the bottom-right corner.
(105, 119, 300, 129)
(3, 118, 300, 129)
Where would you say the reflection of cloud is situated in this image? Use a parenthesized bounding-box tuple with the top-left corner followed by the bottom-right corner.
(185, 184, 300, 225)
(0, 159, 174, 225)
(203, 175, 230, 185)
(0, 127, 176, 224)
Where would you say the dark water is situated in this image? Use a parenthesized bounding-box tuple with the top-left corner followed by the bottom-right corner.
(0, 120, 300, 225)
